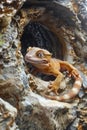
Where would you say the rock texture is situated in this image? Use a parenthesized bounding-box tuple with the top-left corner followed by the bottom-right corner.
(17, 92, 72, 130)
(0, 98, 17, 130)
(0, 0, 87, 130)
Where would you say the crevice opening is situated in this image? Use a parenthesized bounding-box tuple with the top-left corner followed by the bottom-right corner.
(21, 21, 65, 81)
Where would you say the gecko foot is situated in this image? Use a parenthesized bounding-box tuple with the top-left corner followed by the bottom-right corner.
(46, 82, 59, 95)
(71, 69, 79, 78)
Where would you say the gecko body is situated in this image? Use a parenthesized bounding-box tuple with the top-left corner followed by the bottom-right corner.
(25, 47, 82, 102)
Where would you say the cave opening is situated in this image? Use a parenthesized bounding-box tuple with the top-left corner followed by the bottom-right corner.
(21, 21, 65, 81)
(21, 21, 64, 59)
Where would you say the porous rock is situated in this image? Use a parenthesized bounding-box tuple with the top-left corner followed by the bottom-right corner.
(0, 0, 87, 130)
(0, 98, 17, 130)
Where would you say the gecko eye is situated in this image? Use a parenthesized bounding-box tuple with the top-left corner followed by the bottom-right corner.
(36, 51, 44, 58)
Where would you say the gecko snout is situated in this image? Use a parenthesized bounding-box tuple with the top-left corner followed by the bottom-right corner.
(25, 54, 32, 61)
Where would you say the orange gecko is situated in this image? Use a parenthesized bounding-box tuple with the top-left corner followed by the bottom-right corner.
(25, 47, 82, 102)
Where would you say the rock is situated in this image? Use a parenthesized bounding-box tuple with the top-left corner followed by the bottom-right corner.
(0, 98, 17, 130)
(79, 71, 87, 89)
(17, 91, 73, 130)
(0, 0, 26, 31)
(0, 0, 87, 130)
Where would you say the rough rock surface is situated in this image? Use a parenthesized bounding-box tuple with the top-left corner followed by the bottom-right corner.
(0, 98, 17, 130)
(0, 0, 87, 130)
(17, 92, 72, 130)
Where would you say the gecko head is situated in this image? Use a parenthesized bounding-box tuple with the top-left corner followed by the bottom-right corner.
(25, 47, 52, 68)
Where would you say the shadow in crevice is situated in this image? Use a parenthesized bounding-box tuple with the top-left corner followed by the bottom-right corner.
(21, 21, 64, 59)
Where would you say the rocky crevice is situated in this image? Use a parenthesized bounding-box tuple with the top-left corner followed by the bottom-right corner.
(0, 0, 87, 130)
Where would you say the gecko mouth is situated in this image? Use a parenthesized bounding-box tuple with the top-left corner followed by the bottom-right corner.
(25, 57, 48, 64)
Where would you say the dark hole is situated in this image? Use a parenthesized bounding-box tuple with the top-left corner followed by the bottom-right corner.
(21, 21, 64, 81)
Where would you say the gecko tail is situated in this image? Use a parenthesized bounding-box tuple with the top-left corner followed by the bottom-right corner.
(45, 75, 82, 102)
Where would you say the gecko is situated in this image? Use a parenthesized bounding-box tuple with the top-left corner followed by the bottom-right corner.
(25, 47, 82, 102)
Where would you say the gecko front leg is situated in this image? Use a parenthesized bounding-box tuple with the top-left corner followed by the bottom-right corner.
(48, 72, 64, 95)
